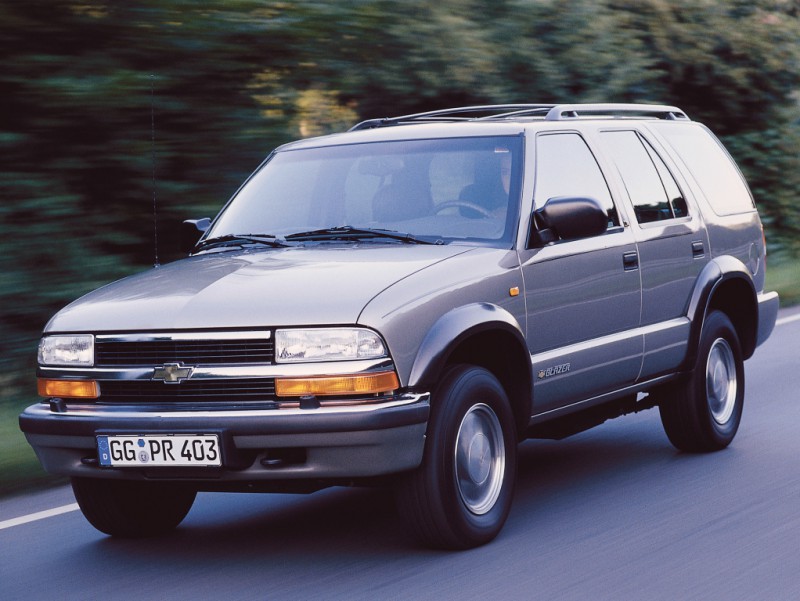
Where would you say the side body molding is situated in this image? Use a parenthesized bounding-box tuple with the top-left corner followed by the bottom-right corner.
(684, 255, 758, 367)
(407, 303, 531, 412)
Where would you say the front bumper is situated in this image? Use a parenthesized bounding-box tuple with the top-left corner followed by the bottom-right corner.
(19, 393, 429, 485)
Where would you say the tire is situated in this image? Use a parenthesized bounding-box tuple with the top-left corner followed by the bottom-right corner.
(71, 477, 196, 538)
(658, 310, 744, 452)
(395, 365, 517, 549)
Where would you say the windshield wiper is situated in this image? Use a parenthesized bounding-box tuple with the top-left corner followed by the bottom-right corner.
(285, 226, 437, 245)
(195, 233, 289, 251)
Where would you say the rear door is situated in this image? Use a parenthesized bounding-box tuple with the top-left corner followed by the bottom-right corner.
(599, 129, 709, 379)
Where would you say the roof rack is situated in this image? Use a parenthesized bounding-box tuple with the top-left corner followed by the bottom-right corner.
(349, 103, 689, 131)
(349, 104, 556, 131)
(544, 103, 689, 121)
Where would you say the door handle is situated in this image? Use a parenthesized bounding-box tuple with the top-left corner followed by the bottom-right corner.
(623, 251, 639, 271)
(692, 241, 705, 258)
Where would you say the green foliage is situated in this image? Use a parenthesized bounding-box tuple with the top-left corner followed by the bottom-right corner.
(0, 396, 63, 498)
(765, 254, 800, 307)
(600, 0, 800, 133)
(722, 123, 800, 256)
(1, 0, 799, 494)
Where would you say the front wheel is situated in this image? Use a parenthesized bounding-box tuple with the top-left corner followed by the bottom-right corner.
(71, 477, 196, 537)
(395, 365, 517, 549)
(658, 310, 744, 452)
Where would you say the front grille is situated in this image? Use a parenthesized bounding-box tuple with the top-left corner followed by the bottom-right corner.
(96, 338, 274, 366)
(99, 378, 276, 403)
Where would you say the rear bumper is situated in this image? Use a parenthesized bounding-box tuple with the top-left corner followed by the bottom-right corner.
(756, 290, 780, 348)
(19, 393, 429, 484)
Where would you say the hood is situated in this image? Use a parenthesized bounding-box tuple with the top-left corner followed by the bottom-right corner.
(45, 245, 472, 333)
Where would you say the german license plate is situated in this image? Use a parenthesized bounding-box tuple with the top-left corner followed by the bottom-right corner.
(97, 435, 221, 467)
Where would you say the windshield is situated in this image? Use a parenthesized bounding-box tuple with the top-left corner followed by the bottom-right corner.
(207, 135, 523, 247)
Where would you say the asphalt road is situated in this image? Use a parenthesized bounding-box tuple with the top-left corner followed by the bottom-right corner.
(2, 307, 799, 601)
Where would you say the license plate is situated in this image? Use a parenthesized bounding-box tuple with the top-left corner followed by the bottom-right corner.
(97, 435, 221, 467)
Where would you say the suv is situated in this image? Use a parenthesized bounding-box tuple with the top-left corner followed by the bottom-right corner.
(21, 104, 779, 549)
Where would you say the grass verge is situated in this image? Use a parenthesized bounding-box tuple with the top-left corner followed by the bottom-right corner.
(0, 398, 66, 499)
(766, 255, 800, 307)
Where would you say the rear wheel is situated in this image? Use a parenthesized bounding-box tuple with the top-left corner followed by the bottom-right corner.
(658, 310, 744, 452)
(395, 365, 517, 549)
(71, 477, 196, 537)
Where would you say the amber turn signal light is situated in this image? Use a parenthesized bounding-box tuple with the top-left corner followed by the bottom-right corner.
(37, 378, 99, 399)
(275, 371, 399, 397)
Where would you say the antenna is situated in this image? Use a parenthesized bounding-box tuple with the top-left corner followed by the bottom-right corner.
(150, 74, 160, 268)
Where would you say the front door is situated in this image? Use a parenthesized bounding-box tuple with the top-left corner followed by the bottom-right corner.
(521, 132, 642, 416)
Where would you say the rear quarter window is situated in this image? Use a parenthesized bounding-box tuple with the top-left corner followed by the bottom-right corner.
(652, 122, 755, 216)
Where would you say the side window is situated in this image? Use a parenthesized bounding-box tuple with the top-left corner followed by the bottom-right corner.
(534, 133, 619, 228)
(642, 139, 688, 218)
(652, 122, 755, 215)
(601, 130, 687, 224)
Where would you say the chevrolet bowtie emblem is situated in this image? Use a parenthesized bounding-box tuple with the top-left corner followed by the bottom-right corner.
(152, 363, 194, 384)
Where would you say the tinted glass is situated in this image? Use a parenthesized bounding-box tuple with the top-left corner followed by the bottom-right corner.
(642, 138, 688, 218)
(652, 122, 755, 215)
(534, 133, 618, 228)
(601, 130, 673, 223)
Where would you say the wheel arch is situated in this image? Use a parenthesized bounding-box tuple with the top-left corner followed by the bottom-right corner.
(407, 303, 532, 438)
(686, 256, 758, 366)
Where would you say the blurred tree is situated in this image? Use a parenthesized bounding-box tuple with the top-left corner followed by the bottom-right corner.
(724, 125, 800, 256)
(1, 0, 799, 407)
(485, 0, 661, 103)
(0, 0, 284, 385)
(605, 0, 800, 133)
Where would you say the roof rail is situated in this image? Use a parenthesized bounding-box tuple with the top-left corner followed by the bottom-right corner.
(349, 104, 555, 131)
(349, 103, 689, 131)
(545, 103, 689, 121)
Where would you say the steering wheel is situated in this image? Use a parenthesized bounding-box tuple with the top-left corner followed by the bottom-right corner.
(434, 201, 493, 218)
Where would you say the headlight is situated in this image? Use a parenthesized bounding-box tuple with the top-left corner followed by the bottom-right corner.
(275, 328, 387, 363)
(38, 335, 94, 367)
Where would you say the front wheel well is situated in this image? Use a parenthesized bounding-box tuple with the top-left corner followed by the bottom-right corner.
(443, 330, 531, 439)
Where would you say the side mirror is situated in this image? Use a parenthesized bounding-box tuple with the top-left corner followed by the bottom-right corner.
(530, 196, 608, 246)
(180, 218, 211, 253)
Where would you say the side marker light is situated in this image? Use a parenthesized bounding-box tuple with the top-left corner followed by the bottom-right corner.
(37, 379, 99, 399)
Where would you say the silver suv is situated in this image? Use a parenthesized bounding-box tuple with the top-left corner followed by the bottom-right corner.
(21, 104, 779, 548)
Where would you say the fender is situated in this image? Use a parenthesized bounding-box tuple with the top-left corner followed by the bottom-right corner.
(407, 303, 532, 418)
(684, 255, 757, 368)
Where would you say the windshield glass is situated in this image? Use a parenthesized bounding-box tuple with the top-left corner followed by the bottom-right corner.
(207, 135, 523, 246)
